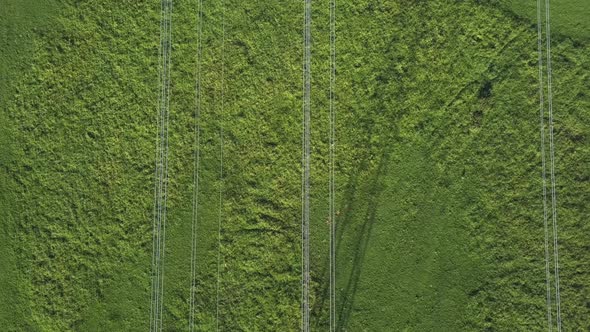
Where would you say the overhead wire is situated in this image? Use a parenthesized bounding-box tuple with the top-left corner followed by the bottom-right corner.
(151, 0, 172, 331)
(544, 0, 562, 330)
(302, 0, 312, 330)
(329, 0, 336, 330)
(153, 0, 167, 328)
(189, 0, 204, 330)
(149, 0, 165, 328)
(216, 0, 226, 331)
(161, 0, 173, 327)
(536, 0, 553, 329)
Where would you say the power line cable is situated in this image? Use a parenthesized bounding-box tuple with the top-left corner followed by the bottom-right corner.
(329, 0, 336, 331)
(150, 0, 166, 328)
(302, 0, 312, 330)
(151, 1, 172, 330)
(216, 1, 226, 331)
(159, 0, 173, 326)
(189, 0, 204, 330)
(544, 0, 562, 330)
(153, 0, 168, 327)
(536, 0, 553, 329)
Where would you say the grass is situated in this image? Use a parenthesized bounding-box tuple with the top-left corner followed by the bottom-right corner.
(0, 1, 57, 330)
(2, 1, 159, 330)
(309, 1, 590, 330)
(0, 0, 588, 331)
(330, 143, 481, 331)
(500, 0, 590, 41)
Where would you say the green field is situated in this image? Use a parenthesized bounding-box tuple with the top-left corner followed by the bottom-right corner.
(1, 0, 589, 331)
(501, 0, 590, 41)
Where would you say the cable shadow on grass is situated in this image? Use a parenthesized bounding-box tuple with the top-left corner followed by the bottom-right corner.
(311, 103, 404, 330)
(336, 147, 392, 331)
(310, 123, 377, 326)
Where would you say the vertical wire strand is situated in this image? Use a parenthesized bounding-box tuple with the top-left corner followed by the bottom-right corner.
(158, 1, 173, 330)
(189, 0, 204, 330)
(300, 0, 306, 326)
(216, 1, 226, 330)
(329, 0, 336, 330)
(163, 0, 171, 317)
(152, 1, 172, 330)
(150, 0, 166, 328)
(544, 0, 562, 330)
(536, 0, 553, 329)
(301, 0, 307, 331)
(302, 0, 312, 331)
(155, 2, 168, 327)
(152, 0, 168, 330)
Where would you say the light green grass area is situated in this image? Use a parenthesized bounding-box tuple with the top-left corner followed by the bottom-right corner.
(2, 1, 159, 330)
(501, 0, 590, 41)
(0, 0, 588, 331)
(1, 1, 56, 330)
(331, 143, 481, 331)
(310, 1, 590, 330)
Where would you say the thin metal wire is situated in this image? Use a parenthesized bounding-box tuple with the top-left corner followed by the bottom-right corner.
(544, 0, 562, 330)
(189, 0, 204, 330)
(300, 1, 306, 328)
(151, 1, 172, 331)
(153, 0, 167, 327)
(159, 2, 173, 330)
(150, 0, 166, 328)
(302, 0, 312, 330)
(216, 1, 226, 331)
(329, 0, 336, 330)
(536, 0, 553, 329)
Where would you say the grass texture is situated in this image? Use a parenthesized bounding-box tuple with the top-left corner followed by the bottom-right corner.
(0, 0, 588, 331)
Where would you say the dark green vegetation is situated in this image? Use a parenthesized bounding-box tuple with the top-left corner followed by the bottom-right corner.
(1, 0, 588, 331)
